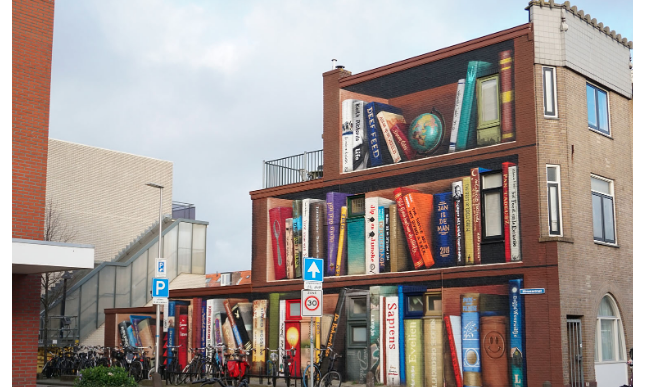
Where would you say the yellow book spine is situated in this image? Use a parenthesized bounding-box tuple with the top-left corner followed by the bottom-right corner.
(335, 206, 348, 275)
(463, 177, 474, 265)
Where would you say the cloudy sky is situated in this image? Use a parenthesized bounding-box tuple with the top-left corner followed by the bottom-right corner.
(48, 0, 633, 274)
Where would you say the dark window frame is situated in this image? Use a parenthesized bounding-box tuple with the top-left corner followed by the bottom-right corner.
(547, 165, 563, 236)
(591, 176, 616, 244)
(543, 67, 558, 117)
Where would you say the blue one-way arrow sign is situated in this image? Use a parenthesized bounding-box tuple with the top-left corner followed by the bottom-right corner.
(303, 257, 324, 282)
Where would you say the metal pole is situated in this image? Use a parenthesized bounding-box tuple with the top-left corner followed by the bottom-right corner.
(310, 317, 314, 387)
(155, 187, 163, 373)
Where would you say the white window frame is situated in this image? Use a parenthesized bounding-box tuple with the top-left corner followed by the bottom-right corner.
(586, 82, 611, 136)
(594, 294, 626, 363)
(590, 174, 617, 245)
(543, 66, 558, 117)
(481, 172, 503, 240)
(546, 165, 563, 236)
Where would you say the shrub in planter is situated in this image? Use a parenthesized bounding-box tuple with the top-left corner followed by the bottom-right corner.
(74, 365, 137, 387)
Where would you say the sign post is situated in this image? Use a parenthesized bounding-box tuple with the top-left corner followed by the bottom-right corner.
(302, 258, 324, 387)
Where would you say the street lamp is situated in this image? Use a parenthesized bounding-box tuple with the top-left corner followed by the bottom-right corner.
(146, 182, 164, 374)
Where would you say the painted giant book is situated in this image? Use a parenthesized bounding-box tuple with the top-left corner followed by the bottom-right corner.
(269, 206, 293, 280)
(461, 293, 481, 387)
(509, 279, 525, 387)
(365, 197, 395, 274)
(364, 102, 403, 167)
(433, 192, 456, 267)
(326, 192, 351, 276)
(404, 319, 424, 387)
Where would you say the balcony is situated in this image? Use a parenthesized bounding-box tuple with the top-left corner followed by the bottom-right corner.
(262, 150, 323, 189)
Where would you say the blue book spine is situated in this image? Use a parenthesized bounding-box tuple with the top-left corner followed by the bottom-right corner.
(397, 286, 405, 385)
(201, 303, 207, 349)
(378, 207, 385, 272)
(433, 192, 456, 267)
(168, 301, 176, 361)
(126, 326, 137, 347)
(461, 293, 481, 387)
(455, 61, 492, 151)
(347, 218, 366, 275)
(509, 279, 525, 387)
(364, 102, 403, 167)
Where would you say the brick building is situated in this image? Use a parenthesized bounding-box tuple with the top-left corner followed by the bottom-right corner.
(12, 0, 93, 386)
(105, 2, 631, 386)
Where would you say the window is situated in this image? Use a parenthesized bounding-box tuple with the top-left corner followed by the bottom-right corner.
(477, 74, 501, 129)
(543, 67, 558, 117)
(595, 295, 626, 362)
(547, 165, 563, 236)
(481, 172, 503, 239)
(591, 176, 615, 244)
(587, 83, 610, 135)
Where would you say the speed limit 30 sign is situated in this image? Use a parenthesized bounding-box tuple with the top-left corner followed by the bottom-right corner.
(301, 290, 322, 317)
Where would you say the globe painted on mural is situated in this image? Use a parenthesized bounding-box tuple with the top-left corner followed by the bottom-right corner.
(408, 113, 443, 154)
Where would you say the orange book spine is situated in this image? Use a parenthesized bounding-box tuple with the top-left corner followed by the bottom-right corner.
(404, 192, 435, 268)
(393, 187, 424, 270)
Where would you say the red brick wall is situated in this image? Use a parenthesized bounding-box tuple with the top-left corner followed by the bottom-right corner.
(12, 0, 55, 240)
(12, 1, 55, 385)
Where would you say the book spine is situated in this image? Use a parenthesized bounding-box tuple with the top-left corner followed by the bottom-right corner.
(499, 50, 515, 143)
(201, 302, 207, 350)
(131, 319, 142, 347)
(463, 178, 474, 265)
(302, 199, 310, 259)
(224, 300, 244, 350)
(118, 321, 130, 348)
(252, 300, 268, 367)
(323, 288, 348, 359)
(285, 218, 294, 279)
(393, 188, 424, 270)
(449, 79, 466, 152)
(188, 306, 193, 363)
(127, 326, 137, 348)
(456, 62, 479, 151)
(326, 193, 350, 276)
(502, 163, 512, 262)
(384, 208, 391, 273)
(388, 205, 399, 273)
(335, 206, 348, 276)
(398, 287, 405, 385)
(380, 296, 386, 384)
(233, 304, 253, 350)
(365, 103, 384, 168)
(470, 168, 482, 265)
(369, 288, 381, 384)
(205, 301, 213, 352)
(378, 206, 386, 272)
(279, 300, 286, 372)
(433, 192, 455, 268)
(424, 317, 444, 387)
(404, 193, 435, 268)
(353, 100, 368, 170)
(376, 113, 403, 163)
(178, 315, 188, 369)
(342, 99, 354, 173)
(509, 166, 522, 262)
(293, 201, 302, 278)
(213, 314, 223, 346)
(480, 316, 509, 386)
(452, 182, 466, 266)
(461, 293, 481, 387)
(222, 318, 237, 351)
(444, 316, 463, 387)
(389, 123, 416, 161)
(385, 296, 400, 386)
(404, 319, 424, 387)
(509, 279, 525, 387)
(347, 218, 366, 275)
(365, 198, 380, 274)
(311, 202, 326, 259)
(193, 299, 202, 355)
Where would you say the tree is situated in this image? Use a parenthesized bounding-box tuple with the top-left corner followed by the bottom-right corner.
(41, 198, 77, 357)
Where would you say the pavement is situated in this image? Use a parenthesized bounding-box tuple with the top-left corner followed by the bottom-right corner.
(37, 376, 368, 387)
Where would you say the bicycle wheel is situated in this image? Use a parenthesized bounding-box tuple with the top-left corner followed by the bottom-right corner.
(96, 357, 110, 368)
(320, 371, 342, 387)
(302, 365, 321, 387)
(129, 361, 143, 382)
(166, 360, 180, 385)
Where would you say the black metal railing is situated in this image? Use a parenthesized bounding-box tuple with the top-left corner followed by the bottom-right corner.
(39, 315, 79, 347)
(262, 150, 323, 189)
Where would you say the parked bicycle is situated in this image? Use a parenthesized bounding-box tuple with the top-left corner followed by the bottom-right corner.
(302, 347, 342, 387)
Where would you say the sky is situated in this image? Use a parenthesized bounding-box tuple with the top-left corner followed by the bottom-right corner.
(47, 0, 633, 274)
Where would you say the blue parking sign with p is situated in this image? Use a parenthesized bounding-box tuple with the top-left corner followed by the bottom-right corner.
(152, 278, 169, 298)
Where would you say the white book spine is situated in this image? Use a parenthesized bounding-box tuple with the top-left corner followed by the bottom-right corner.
(342, 99, 355, 173)
(376, 112, 402, 163)
(449, 79, 466, 153)
(206, 300, 214, 352)
(302, 199, 310, 258)
(379, 296, 385, 384)
(365, 198, 380, 274)
(509, 165, 521, 261)
(278, 300, 286, 372)
(353, 100, 368, 171)
(385, 296, 400, 385)
(449, 315, 463, 377)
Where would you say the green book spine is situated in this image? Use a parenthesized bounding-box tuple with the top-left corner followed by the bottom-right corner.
(268, 293, 281, 351)
(455, 61, 492, 151)
(405, 319, 424, 387)
(347, 217, 366, 275)
(424, 317, 444, 387)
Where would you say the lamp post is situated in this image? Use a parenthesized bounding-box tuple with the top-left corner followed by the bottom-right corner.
(146, 182, 164, 374)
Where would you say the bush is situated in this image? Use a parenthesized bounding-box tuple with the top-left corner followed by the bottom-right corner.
(74, 366, 138, 387)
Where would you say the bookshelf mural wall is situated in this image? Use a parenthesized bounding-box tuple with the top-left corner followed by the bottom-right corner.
(118, 281, 528, 386)
(340, 42, 516, 173)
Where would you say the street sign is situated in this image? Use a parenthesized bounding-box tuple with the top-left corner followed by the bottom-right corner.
(519, 288, 545, 295)
(301, 290, 322, 317)
(303, 258, 324, 282)
(152, 297, 168, 305)
(152, 278, 170, 298)
(155, 258, 167, 278)
(304, 281, 322, 291)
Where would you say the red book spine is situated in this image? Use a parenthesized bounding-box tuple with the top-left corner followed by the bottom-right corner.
(389, 123, 417, 161)
(470, 168, 482, 264)
(192, 298, 202, 354)
(404, 193, 434, 268)
(178, 315, 189, 369)
(443, 315, 463, 387)
(393, 187, 424, 270)
(502, 162, 514, 262)
(269, 207, 292, 280)
(499, 50, 514, 143)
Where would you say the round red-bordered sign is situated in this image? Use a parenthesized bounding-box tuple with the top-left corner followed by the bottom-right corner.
(304, 295, 320, 311)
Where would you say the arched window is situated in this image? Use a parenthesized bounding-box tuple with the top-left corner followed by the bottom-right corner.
(595, 295, 626, 362)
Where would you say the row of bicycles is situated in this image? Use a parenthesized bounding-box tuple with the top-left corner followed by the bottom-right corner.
(41, 343, 343, 387)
